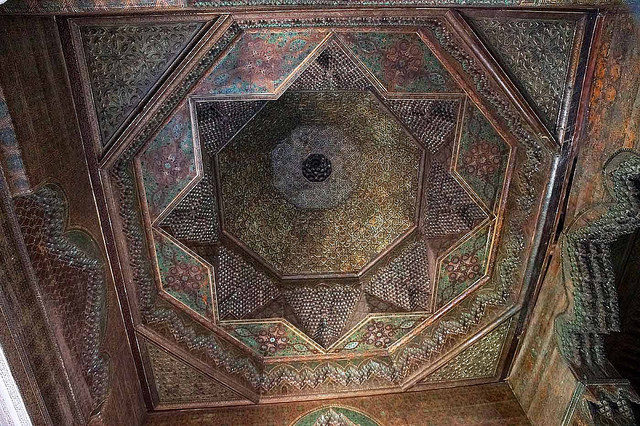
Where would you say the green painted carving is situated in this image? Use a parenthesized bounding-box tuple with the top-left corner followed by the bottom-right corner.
(340, 32, 460, 93)
(457, 101, 511, 211)
(154, 231, 214, 320)
(336, 315, 429, 353)
(225, 322, 322, 357)
(436, 221, 493, 309)
(293, 406, 379, 426)
(138, 103, 197, 218)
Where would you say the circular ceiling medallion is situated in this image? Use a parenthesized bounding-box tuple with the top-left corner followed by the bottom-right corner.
(270, 124, 356, 211)
(302, 153, 332, 182)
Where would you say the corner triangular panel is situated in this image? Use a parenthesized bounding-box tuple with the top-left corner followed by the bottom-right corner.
(284, 284, 359, 348)
(196, 100, 267, 154)
(81, 22, 203, 145)
(421, 162, 487, 239)
(159, 173, 220, 246)
(216, 246, 280, 321)
(144, 339, 249, 405)
(365, 240, 432, 311)
(467, 16, 577, 131)
(418, 320, 511, 384)
(366, 294, 402, 314)
(250, 296, 300, 328)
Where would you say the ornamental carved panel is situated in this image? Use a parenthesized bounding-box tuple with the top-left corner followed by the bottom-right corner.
(67, 8, 594, 407)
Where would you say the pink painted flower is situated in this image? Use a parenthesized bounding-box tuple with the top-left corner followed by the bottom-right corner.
(165, 261, 206, 300)
(445, 253, 481, 284)
(257, 324, 289, 354)
(237, 36, 282, 92)
(363, 321, 396, 348)
(464, 141, 502, 179)
(149, 143, 191, 189)
(383, 40, 424, 90)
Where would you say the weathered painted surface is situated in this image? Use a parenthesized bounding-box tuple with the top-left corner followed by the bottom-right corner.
(508, 9, 640, 425)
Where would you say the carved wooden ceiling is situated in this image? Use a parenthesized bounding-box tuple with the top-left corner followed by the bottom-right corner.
(65, 9, 593, 408)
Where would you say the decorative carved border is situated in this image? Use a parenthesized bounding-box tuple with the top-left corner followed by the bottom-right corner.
(0, 0, 625, 16)
(12, 184, 110, 415)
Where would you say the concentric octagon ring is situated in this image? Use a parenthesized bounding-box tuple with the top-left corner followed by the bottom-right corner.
(111, 11, 568, 399)
(134, 30, 510, 355)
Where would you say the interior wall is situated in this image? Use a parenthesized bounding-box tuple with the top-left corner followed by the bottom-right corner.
(606, 229, 640, 392)
(508, 7, 640, 425)
(0, 16, 147, 425)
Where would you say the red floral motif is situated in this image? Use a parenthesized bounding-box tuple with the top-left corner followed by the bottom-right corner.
(237, 36, 282, 92)
(149, 143, 191, 189)
(383, 39, 424, 89)
(463, 140, 502, 179)
(362, 321, 396, 348)
(165, 260, 206, 302)
(257, 324, 289, 354)
(445, 253, 481, 284)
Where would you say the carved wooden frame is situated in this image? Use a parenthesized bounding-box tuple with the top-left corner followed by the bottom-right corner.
(59, 7, 597, 410)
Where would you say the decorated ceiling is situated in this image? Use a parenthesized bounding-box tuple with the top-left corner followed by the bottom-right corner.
(67, 9, 592, 407)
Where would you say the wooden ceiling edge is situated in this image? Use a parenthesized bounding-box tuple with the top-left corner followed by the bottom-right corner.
(257, 385, 405, 405)
(0, 4, 617, 19)
(407, 374, 504, 394)
(504, 10, 602, 381)
(136, 327, 261, 404)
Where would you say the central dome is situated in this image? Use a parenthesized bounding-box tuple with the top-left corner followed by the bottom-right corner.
(218, 91, 422, 277)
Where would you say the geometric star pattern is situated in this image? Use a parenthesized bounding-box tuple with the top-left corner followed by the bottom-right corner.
(141, 34, 504, 351)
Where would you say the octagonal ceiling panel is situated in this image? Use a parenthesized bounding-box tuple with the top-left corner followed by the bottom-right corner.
(139, 23, 494, 354)
(217, 89, 422, 277)
(90, 10, 590, 406)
